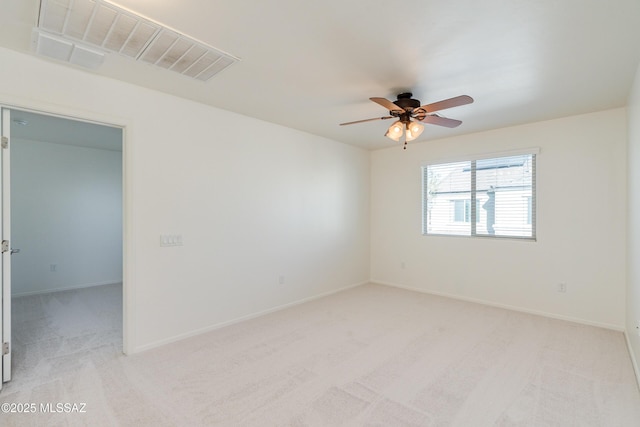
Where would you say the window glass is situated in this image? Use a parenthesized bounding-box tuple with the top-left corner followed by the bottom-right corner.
(423, 154, 536, 239)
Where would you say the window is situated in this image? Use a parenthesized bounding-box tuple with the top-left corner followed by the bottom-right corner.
(423, 153, 536, 239)
(453, 200, 480, 223)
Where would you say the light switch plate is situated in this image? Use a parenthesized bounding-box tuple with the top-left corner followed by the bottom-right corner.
(160, 234, 183, 247)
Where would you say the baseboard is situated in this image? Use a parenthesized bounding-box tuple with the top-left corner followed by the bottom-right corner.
(132, 280, 368, 354)
(12, 280, 122, 298)
(624, 331, 640, 391)
(371, 280, 625, 332)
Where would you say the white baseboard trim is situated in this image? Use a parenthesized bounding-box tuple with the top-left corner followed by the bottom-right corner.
(12, 280, 122, 298)
(371, 280, 625, 332)
(624, 331, 640, 391)
(132, 280, 368, 354)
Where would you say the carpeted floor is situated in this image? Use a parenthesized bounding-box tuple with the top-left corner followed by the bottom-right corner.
(1, 283, 639, 426)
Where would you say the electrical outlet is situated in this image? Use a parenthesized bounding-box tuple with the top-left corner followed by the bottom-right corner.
(400, 261, 406, 269)
(50, 264, 57, 272)
(279, 275, 285, 285)
(557, 283, 567, 293)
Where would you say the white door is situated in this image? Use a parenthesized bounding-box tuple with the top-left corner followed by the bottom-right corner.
(1, 107, 12, 387)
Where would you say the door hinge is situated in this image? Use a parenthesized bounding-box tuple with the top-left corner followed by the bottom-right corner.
(2, 342, 8, 355)
(1, 136, 7, 149)
(1, 240, 8, 253)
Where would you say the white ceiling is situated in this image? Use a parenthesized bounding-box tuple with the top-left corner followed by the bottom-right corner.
(1, 0, 640, 150)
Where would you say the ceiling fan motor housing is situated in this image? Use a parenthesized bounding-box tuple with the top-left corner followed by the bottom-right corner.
(393, 92, 421, 111)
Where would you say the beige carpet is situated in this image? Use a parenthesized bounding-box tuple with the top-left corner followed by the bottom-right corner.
(1, 283, 639, 426)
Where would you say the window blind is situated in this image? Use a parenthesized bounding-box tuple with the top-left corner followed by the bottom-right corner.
(423, 153, 536, 239)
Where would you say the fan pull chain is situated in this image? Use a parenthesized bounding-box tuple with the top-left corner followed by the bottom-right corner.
(403, 140, 407, 150)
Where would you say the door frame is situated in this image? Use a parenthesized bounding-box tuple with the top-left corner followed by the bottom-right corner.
(0, 99, 133, 364)
(1, 107, 12, 386)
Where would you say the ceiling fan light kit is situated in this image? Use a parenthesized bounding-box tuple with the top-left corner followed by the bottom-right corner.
(340, 92, 474, 149)
(384, 121, 404, 141)
(405, 121, 424, 141)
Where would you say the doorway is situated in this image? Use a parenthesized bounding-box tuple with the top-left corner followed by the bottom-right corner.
(2, 108, 124, 390)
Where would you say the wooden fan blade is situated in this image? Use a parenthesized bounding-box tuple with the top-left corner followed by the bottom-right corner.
(339, 116, 393, 126)
(422, 95, 473, 113)
(370, 97, 404, 112)
(420, 115, 462, 128)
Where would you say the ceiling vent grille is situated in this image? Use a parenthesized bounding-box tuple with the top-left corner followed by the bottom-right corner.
(37, 0, 239, 81)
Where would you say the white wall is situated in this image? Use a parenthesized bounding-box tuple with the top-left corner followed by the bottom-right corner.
(371, 109, 627, 329)
(627, 63, 640, 378)
(0, 47, 370, 352)
(11, 138, 122, 296)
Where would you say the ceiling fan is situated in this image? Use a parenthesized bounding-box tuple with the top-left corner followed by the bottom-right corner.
(340, 92, 474, 149)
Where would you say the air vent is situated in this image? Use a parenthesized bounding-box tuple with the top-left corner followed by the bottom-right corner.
(34, 31, 105, 68)
(37, 0, 239, 80)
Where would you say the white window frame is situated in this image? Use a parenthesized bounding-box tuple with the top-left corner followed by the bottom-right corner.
(421, 148, 539, 240)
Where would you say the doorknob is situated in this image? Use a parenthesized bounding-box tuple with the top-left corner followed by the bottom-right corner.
(1, 240, 20, 254)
